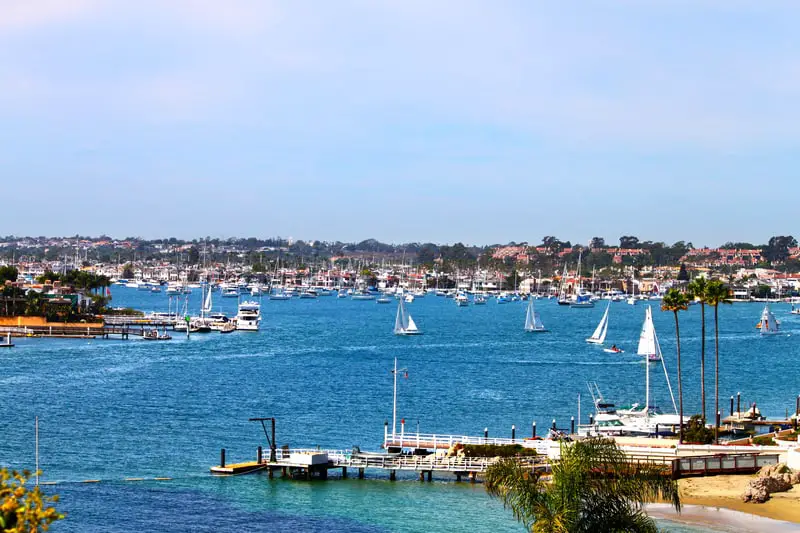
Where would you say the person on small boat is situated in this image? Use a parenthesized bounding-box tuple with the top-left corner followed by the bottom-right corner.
(610, 344, 620, 353)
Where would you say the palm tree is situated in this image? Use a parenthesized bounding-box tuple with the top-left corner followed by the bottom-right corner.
(706, 279, 732, 444)
(485, 437, 680, 533)
(661, 288, 689, 443)
(686, 276, 708, 423)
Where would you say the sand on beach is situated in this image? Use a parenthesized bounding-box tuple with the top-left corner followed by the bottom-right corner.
(677, 474, 800, 525)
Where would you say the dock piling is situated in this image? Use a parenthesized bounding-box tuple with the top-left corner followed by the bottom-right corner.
(551, 419, 556, 431)
(426, 471, 432, 482)
(737, 392, 741, 414)
(220, 449, 226, 468)
(257, 446, 262, 464)
(389, 470, 396, 481)
(511, 425, 515, 442)
(358, 468, 364, 479)
(570, 417, 575, 434)
(532, 421, 536, 438)
(730, 396, 734, 416)
(342, 467, 347, 479)
(484, 427, 488, 442)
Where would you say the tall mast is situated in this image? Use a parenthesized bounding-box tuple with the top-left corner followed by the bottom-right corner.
(392, 358, 398, 440)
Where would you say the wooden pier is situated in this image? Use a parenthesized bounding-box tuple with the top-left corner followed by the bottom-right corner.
(211, 447, 543, 482)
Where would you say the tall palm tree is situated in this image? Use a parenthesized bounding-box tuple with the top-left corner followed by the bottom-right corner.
(661, 288, 689, 443)
(706, 279, 732, 444)
(485, 438, 680, 533)
(686, 276, 708, 423)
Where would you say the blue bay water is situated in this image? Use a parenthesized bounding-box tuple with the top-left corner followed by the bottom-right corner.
(2, 288, 798, 532)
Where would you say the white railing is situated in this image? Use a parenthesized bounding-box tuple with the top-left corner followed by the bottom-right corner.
(261, 447, 541, 473)
(384, 432, 556, 456)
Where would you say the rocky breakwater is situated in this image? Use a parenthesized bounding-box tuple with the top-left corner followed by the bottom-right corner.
(742, 463, 800, 503)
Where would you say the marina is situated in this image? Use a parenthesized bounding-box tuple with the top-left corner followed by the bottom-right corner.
(3, 285, 800, 533)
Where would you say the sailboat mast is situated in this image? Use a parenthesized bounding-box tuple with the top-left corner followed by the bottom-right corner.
(392, 357, 398, 440)
(645, 311, 650, 416)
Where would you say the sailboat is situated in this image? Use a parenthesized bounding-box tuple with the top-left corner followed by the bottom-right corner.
(627, 276, 637, 305)
(557, 263, 571, 305)
(636, 306, 661, 362)
(587, 301, 610, 344)
(393, 298, 421, 335)
(570, 250, 595, 308)
(758, 304, 780, 335)
(616, 305, 680, 431)
(524, 296, 547, 332)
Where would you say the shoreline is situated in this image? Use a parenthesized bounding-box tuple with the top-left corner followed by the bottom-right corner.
(656, 475, 800, 529)
(648, 503, 800, 532)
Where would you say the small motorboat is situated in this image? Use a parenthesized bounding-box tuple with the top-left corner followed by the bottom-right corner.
(0, 333, 14, 348)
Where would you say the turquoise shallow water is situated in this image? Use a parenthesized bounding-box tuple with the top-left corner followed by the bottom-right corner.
(2, 288, 798, 532)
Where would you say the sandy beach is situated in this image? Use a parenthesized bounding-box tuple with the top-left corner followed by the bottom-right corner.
(656, 474, 800, 529)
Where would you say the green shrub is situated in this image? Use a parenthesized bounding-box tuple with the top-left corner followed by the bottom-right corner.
(461, 444, 537, 458)
(683, 415, 714, 444)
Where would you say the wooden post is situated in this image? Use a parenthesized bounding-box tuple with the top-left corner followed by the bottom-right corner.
(511, 425, 516, 443)
(390, 470, 396, 481)
(358, 468, 365, 479)
(268, 467, 274, 479)
(220, 448, 226, 468)
(456, 473, 462, 482)
(426, 470, 432, 482)
(532, 421, 536, 438)
(736, 392, 741, 414)
(570, 417, 575, 434)
(552, 419, 556, 431)
(419, 472, 425, 482)
(730, 396, 734, 416)
(257, 446, 263, 464)
(484, 427, 488, 443)
(342, 467, 347, 479)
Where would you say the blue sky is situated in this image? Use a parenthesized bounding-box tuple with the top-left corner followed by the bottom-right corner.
(1, 1, 798, 246)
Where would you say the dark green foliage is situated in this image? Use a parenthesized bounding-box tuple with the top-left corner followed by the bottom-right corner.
(683, 415, 714, 444)
(462, 444, 538, 458)
(485, 438, 680, 533)
(0, 265, 18, 284)
(677, 263, 689, 281)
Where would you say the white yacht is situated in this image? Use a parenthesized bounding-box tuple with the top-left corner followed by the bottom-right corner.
(236, 300, 261, 331)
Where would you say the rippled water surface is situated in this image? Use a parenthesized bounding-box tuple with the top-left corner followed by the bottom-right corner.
(2, 288, 798, 532)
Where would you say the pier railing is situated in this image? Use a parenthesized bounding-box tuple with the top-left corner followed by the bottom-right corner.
(264, 448, 541, 473)
(384, 432, 556, 456)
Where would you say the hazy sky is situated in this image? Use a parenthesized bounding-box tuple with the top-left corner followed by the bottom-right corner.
(1, 1, 798, 246)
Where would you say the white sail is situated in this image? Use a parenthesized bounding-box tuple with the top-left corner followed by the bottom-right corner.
(394, 298, 420, 335)
(587, 301, 610, 343)
(524, 298, 547, 332)
(203, 285, 213, 314)
(637, 306, 657, 358)
(760, 305, 780, 335)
